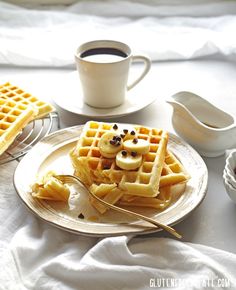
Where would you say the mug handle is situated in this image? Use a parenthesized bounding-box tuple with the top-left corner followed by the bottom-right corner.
(127, 55, 151, 91)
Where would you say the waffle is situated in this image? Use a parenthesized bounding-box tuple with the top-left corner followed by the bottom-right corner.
(89, 156, 189, 214)
(89, 183, 172, 214)
(90, 183, 124, 214)
(160, 150, 190, 187)
(0, 82, 54, 119)
(0, 97, 37, 155)
(70, 121, 168, 197)
(118, 186, 172, 210)
(31, 171, 70, 202)
(118, 182, 186, 209)
(87, 150, 189, 213)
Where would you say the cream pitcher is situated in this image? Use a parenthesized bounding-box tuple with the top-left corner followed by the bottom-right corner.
(166, 91, 236, 157)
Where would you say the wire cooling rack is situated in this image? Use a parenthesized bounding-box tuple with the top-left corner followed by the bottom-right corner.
(0, 112, 60, 165)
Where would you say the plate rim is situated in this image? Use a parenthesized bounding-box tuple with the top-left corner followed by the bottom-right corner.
(13, 125, 208, 237)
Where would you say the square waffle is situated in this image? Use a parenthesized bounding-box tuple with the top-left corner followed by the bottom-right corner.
(0, 82, 54, 119)
(0, 97, 37, 155)
(70, 121, 168, 197)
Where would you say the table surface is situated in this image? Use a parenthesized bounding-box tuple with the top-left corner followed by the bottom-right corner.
(1, 59, 236, 253)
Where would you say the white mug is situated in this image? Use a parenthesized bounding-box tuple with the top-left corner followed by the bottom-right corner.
(75, 40, 151, 108)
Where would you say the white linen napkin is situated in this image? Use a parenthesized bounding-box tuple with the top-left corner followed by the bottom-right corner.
(1, 0, 236, 67)
(1, 229, 236, 289)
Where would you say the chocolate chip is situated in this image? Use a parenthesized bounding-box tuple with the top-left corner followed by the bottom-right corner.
(116, 142, 121, 146)
(132, 138, 138, 144)
(103, 165, 110, 170)
(120, 134, 125, 139)
(130, 130, 135, 135)
(110, 140, 116, 145)
(116, 136, 121, 142)
(123, 129, 128, 134)
(78, 213, 84, 219)
(113, 124, 118, 130)
(121, 150, 127, 156)
(131, 151, 137, 157)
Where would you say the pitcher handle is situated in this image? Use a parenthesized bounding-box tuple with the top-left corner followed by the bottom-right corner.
(127, 55, 151, 91)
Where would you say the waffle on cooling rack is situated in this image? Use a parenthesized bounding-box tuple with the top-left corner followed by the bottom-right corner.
(0, 82, 54, 119)
(70, 121, 190, 213)
(0, 98, 37, 155)
(0, 82, 55, 155)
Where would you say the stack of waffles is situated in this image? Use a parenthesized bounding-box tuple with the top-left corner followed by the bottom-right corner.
(70, 121, 190, 214)
(0, 82, 54, 155)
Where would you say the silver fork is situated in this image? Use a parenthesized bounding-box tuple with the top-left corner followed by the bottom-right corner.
(56, 174, 182, 239)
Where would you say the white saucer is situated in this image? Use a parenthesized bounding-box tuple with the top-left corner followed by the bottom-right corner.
(53, 71, 157, 119)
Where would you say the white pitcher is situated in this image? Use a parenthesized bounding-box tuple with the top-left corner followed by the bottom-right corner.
(167, 91, 236, 157)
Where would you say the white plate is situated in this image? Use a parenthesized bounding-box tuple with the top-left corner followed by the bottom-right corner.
(52, 71, 157, 119)
(14, 125, 208, 237)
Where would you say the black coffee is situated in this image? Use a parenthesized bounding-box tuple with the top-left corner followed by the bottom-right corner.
(80, 47, 128, 63)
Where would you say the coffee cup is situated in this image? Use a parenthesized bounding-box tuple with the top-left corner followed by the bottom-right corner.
(75, 40, 151, 108)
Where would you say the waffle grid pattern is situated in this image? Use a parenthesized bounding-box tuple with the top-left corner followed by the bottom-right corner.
(70, 121, 168, 197)
(0, 97, 36, 155)
(160, 150, 190, 187)
(88, 150, 190, 212)
(0, 82, 54, 119)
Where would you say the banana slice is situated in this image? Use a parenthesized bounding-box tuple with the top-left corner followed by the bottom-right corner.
(112, 124, 137, 141)
(99, 151, 118, 159)
(98, 132, 123, 158)
(116, 150, 142, 170)
(123, 129, 137, 141)
(123, 138, 150, 155)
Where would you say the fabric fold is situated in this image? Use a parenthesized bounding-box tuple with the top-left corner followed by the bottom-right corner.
(3, 226, 236, 289)
(1, 1, 236, 67)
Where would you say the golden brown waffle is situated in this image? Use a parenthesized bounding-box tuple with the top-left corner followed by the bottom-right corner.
(160, 150, 190, 187)
(89, 183, 172, 213)
(31, 171, 70, 202)
(70, 121, 168, 197)
(89, 161, 188, 214)
(118, 182, 186, 210)
(118, 186, 172, 210)
(89, 183, 124, 214)
(0, 82, 54, 119)
(89, 182, 186, 214)
(0, 97, 37, 155)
